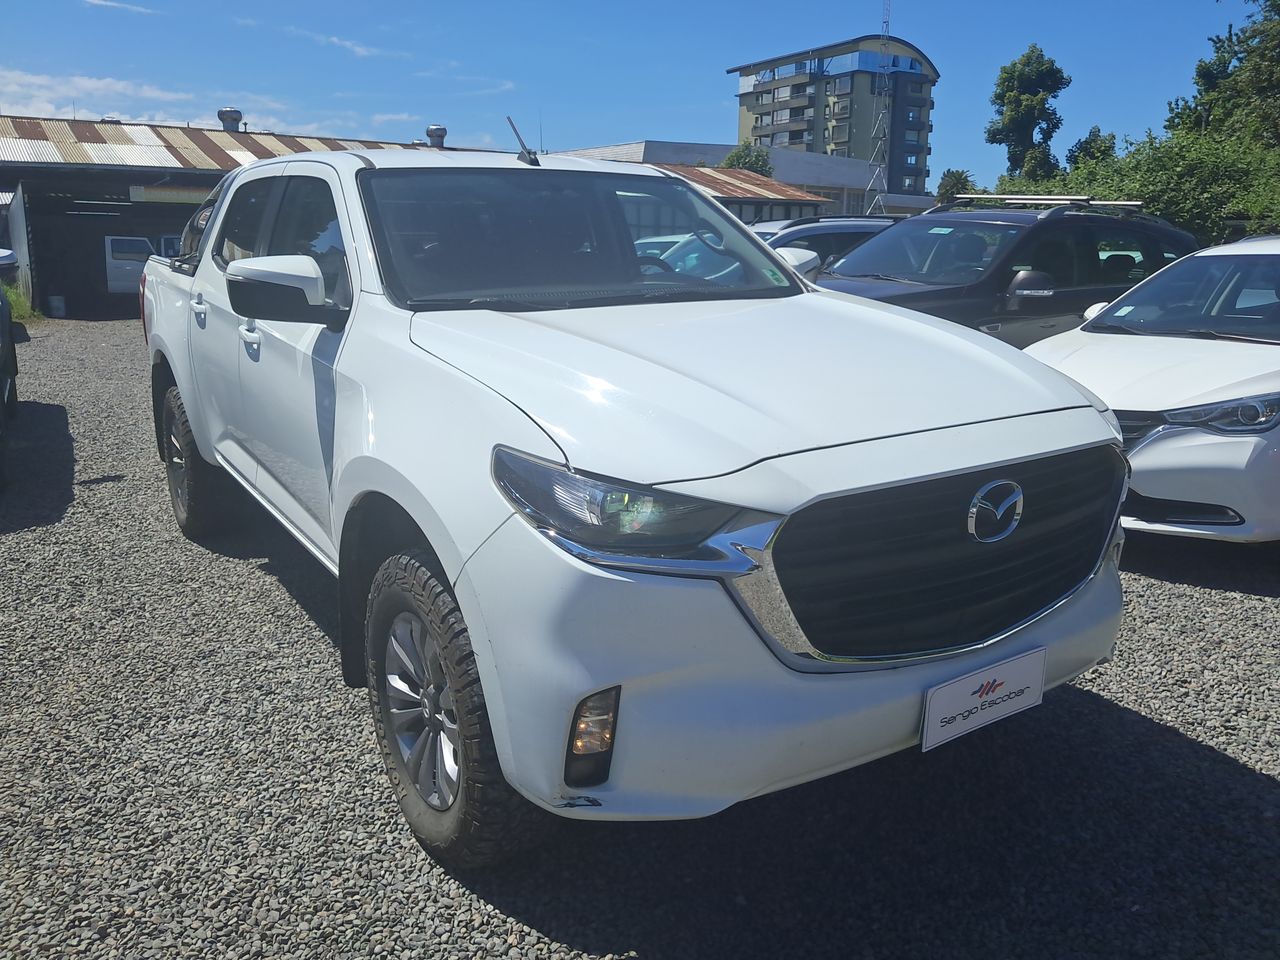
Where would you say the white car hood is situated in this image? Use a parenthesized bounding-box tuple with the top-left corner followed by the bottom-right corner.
(1027, 328, 1280, 412)
(410, 291, 1092, 484)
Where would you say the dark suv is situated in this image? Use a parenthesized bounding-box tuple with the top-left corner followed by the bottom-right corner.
(816, 199, 1199, 348)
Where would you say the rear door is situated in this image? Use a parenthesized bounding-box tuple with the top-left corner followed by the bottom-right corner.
(188, 168, 281, 482)
(236, 162, 356, 555)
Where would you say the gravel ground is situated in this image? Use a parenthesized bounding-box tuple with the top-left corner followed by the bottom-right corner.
(1, 317, 1276, 960)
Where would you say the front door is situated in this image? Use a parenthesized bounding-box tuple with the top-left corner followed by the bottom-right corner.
(984, 225, 1100, 349)
(237, 164, 356, 559)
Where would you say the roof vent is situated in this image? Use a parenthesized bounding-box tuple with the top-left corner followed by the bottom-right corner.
(101, 115, 120, 123)
(217, 107, 244, 133)
(425, 124, 447, 148)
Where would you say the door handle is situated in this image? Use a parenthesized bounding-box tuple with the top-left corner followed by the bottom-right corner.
(238, 324, 261, 346)
(191, 291, 207, 322)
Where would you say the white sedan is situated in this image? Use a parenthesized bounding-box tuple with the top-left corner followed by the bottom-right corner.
(1028, 236, 1280, 542)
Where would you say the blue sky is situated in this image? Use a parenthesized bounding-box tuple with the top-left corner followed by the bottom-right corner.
(1, 0, 1257, 189)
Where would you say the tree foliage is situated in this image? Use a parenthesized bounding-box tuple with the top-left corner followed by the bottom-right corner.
(1066, 126, 1117, 169)
(1167, 0, 1280, 146)
(720, 140, 774, 178)
(935, 168, 977, 203)
(985, 44, 1072, 177)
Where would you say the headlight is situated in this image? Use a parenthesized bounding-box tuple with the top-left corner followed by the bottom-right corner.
(492, 447, 741, 558)
(1165, 393, 1280, 434)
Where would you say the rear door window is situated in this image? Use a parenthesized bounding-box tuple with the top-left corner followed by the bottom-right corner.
(214, 178, 275, 267)
(109, 237, 154, 262)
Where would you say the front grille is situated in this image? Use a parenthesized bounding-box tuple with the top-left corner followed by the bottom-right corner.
(1114, 410, 1166, 451)
(770, 445, 1127, 660)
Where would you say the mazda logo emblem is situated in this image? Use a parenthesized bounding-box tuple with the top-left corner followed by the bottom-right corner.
(968, 480, 1024, 542)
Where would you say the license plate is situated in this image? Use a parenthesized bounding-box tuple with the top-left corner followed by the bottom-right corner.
(921, 648, 1047, 751)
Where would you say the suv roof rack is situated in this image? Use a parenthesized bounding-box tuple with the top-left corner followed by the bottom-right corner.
(780, 213, 903, 229)
(924, 193, 1174, 229)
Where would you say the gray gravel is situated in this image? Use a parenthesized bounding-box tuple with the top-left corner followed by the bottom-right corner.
(1, 317, 1277, 960)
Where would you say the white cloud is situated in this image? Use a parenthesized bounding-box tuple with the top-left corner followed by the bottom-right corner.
(233, 17, 258, 26)
(0, 67, 195, 121)
(457, 79, 515, 97)
(371, 112, 420, 125)
(285, 27, 408, 59)
(413, 69, 515, 97)
(84, 0, 157, 12)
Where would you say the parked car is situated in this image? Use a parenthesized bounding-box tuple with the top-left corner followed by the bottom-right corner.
(105, 235, 181, 294)
(1027, 236, 1280, 541)
(817, 196, 1199, 349)
(0, 248, 18, 487)
(143, 152, 1127, 868)
(767, 215, 898, 265)
(745, 219, 796, 241)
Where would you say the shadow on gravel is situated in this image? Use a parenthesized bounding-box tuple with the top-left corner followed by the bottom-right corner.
(0, 401, 74, 532)
(198, 498, 340, 644)
(463, 686, 1278, 959)
(11, 320, 30, 344)
(1121, 531, 1280, 598)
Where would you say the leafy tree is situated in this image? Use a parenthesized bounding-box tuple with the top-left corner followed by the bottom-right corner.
(1168, 1, 1280, 146)
(1021, 143, 1062, 181)
(934, 168, 977, 202)
(985, 44, 1072, 177)
(721, 140, 774, 178)
(1066, 126, 1117, 169)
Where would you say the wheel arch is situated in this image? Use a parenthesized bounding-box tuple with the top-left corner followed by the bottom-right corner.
(149, 349, 178, 461)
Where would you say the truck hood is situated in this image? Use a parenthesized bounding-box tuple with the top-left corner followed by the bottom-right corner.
(410, 291, 1092, 485)
(1026, 327, 1280, 411)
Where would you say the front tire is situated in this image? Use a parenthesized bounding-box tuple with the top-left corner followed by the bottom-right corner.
(366, 550, 544, 869)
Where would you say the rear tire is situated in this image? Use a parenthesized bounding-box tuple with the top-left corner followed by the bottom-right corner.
(366, 550, 546, 869)
(160, 386, 233, 540)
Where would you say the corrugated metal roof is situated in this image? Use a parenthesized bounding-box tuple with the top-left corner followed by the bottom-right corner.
(0, 114, 437, 171)
(654, 164, 826, 203)
(0, 191, 13, 207)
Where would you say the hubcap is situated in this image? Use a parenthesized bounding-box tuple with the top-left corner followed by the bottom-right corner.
(164, 422, 189, 515)
(384, 612, 461, 811)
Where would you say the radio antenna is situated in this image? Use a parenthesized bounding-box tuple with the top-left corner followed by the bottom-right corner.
(506, 116, 541, 166)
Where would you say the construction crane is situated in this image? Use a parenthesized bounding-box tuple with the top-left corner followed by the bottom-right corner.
(864, 0, 892, 215)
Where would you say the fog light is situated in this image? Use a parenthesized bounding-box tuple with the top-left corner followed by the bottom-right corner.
(564, 686, 620, 788)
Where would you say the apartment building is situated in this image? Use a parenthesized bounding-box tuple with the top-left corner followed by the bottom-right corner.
(726, 35, 939, 195)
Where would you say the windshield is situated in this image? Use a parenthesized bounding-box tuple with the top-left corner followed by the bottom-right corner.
(359, 168, 801, 310)
(1085, 253, 1280, 343)
(827, 218, 1023, 285)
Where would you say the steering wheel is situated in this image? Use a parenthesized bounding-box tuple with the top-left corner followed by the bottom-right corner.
(636, 255, 674, 273)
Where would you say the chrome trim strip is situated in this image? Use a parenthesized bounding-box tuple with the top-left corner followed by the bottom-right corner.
(525, 442, 1129, 674)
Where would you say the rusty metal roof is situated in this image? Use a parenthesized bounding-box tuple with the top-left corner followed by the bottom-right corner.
(0, 115, 431, 171)
(654, 164, 826, 203)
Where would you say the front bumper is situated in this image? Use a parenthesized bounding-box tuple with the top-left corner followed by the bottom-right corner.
(1124, 426, 1280, 542)
(454, 509, 1123, 821)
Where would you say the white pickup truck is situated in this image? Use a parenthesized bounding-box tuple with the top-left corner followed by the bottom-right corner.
(143, 149, 1128, 868)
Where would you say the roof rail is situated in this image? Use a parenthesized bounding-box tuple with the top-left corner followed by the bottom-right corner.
(924, 193, 1174, 227)
(782, 213, 903, 228)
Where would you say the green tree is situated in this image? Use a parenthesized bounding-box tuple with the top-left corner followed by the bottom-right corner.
(720, 140, 774, 178)
(934, 168, 977, 202)
(1167, 0, 1280, 146)
(985, 44, 1072, 177)
(1066, 125, 1117, 169)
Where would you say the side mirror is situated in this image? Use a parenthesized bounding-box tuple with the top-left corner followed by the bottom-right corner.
(775, 246, 822, 281)
(1007, 269, 1055, 311)
(1083, 301, 1109, 322)
(226, 255, 344, 327)
(0, 249, 16, 268)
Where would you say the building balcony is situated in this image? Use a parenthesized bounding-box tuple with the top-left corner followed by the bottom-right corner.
(748, 93, 813, 114)
(752, 118, 813, 134)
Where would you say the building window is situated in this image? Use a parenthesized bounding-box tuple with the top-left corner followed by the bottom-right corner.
(905, 129, 920, 143)
(906, 108, 921, 122)
(909, 57, 921, 71)
(833, 123, 849, 142)
(834, 99, 850, 117)
(824, 104, 831, 119)
(909, 81, 924, 95)
(903, 176, 917, 191)
(891, 55, 900, 66)
(905, 154, 918, 166)
(758, 91, 773, 105)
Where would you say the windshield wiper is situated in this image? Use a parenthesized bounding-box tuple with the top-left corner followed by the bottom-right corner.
(1148, 328, 1280, 345)
(833, 273, 925, 284)
(1086, 320, 1142, 335)
(404, 296, 571, 312)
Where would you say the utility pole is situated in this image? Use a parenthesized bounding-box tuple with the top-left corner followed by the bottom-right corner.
(865, 0, 892, 214)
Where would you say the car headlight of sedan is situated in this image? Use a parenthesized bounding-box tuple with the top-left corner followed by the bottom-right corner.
(493, 447, 743, 561)
(1165, 393, 1280, 434)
